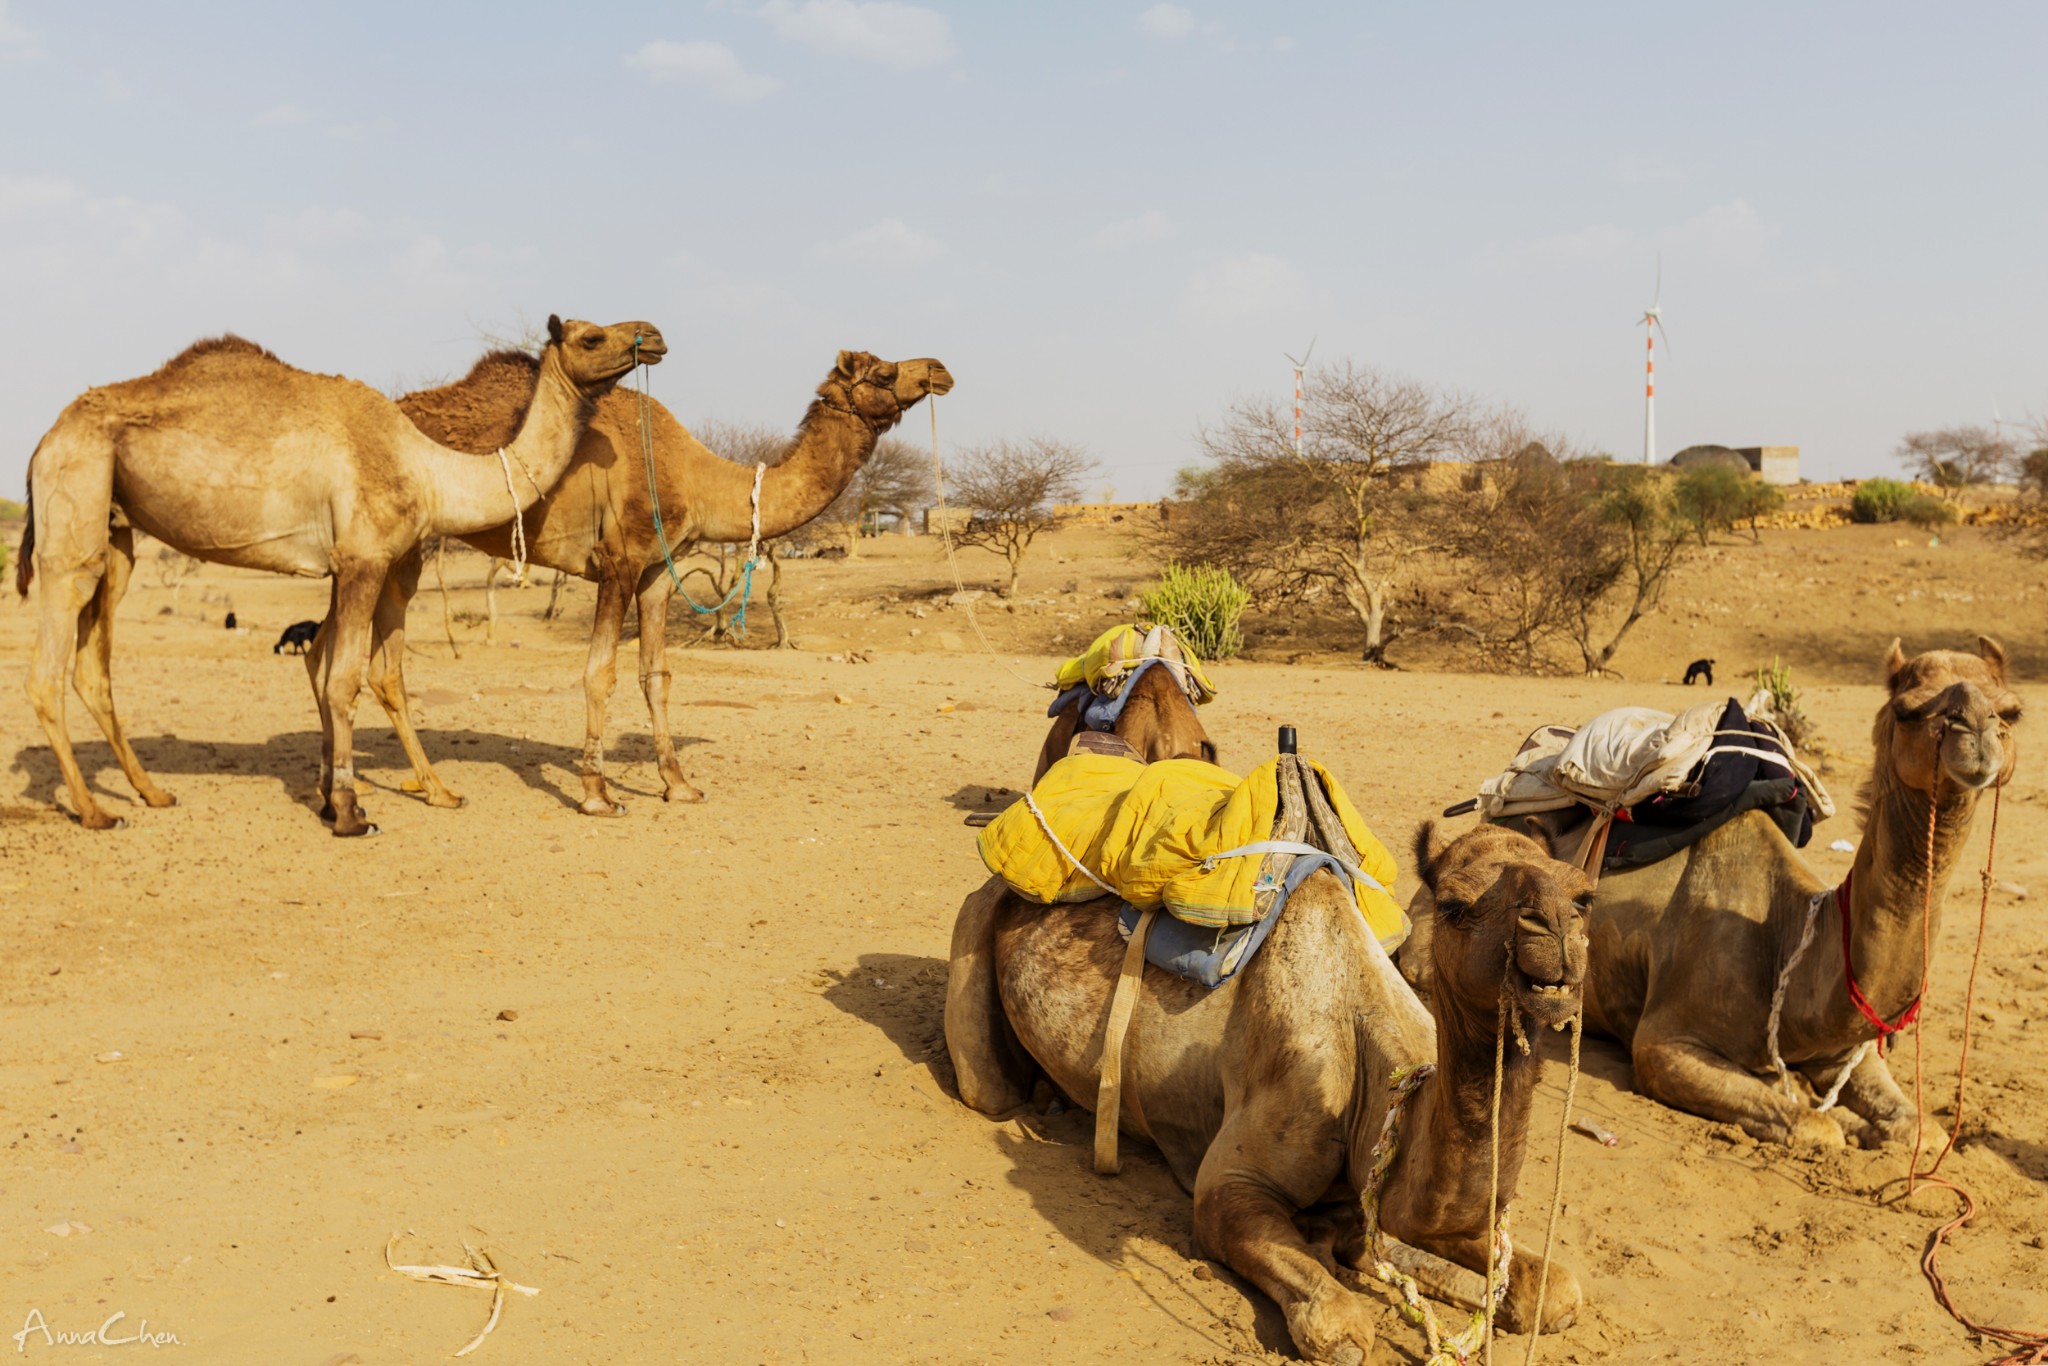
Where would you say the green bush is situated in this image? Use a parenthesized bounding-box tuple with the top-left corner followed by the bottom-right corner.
(1672, 465, 1750, 545)
(1141, 562, 1250, 661)
(1849, 478, 1915, 523)
(1900, 492, 1957, 529)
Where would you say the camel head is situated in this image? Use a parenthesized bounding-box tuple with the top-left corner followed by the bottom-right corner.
(1412, 821, 1589, 1034)
(817, 351, 955, 431)
(1878, 636, 2022, 794)
(1112, 662, 1217, 764)
(547, 315, 666, 391)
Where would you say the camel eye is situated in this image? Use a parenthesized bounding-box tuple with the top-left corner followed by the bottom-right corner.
(2000, 706, 2023, 724)
(582, 334, 602, 348)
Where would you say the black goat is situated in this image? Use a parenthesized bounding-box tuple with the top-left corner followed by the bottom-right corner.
(274, 620, 321, 655)
(1682, 657, 1716, 686)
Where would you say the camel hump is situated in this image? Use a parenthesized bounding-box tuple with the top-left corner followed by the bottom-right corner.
(163, 334, 290, 371)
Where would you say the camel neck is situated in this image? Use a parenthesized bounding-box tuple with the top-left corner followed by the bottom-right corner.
(678, 400, 884, 544)
(1833, 777, 1980, 1027)
(421, 346, 600, 536)
(1379, 995, 1541, 1247)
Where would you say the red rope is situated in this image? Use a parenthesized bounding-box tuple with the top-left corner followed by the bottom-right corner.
(1903, 785, 2045, 1364)
(1837, 866, 1922, 1054)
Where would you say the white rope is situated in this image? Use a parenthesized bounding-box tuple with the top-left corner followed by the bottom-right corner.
(1023, 792, 1118, 896)
(494, 447, 543, 586)
(1766, 885, 1865, 1113)
(1196, 838, 1389, 898)
(746, 460, 765, 565)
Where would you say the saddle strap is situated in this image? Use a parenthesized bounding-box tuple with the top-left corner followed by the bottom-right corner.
(1573, 811, 1615, 887)
(1095, 905, 1160, 1176)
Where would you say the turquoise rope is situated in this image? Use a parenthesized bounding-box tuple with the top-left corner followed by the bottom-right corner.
(635, 334, 757, 635)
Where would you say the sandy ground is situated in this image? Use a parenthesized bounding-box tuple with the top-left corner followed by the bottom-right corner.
(2, 527, 2044, 1365)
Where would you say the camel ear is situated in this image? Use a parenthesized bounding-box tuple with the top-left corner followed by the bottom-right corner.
(1978, 636, 2009, 682)
(835, 350, 858, 379)
(1412, 820, 1452, 891)
(1883, 638, 1910, 690)
(547, 315, 565, 345)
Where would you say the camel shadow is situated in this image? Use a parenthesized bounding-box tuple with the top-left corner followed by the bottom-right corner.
(943, 782, 1021, 816)
(8, 725, 710, 824)
(819, 949, 1295, 1361)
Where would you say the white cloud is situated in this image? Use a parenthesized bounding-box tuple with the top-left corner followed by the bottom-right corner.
(1139, 3, 1195, 38)
(1085, 209, 1178, 253)
(263, 206, 370, 250)
(1659, 198, 1774, 264)
(626, 40, 782, 101)
(0, 175, 83, 217)
(257, 103, 310, 126)
(1183, 252, 1305, 319)
(1515, 222, 1635, 263)
(0, 0, 41, 62)
(758, 0, 954, 69)
(814, 217, 944, 266)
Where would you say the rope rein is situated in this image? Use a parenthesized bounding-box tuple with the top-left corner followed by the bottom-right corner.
(633, 335, 764, 634)
(493, 447, 542, 586)
(1902, 781, 2043, 1363)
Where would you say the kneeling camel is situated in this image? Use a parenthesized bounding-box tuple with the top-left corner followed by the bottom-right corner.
(947, 821, 1589, 1364)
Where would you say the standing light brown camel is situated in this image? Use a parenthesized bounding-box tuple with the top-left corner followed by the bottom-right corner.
(384, 349, 953, 815)
(1410, 638, 2018, 1149)
(16, 316, 663, 835)
(1032, 662, 1217, 780)
(946, 821, 1589, 1364)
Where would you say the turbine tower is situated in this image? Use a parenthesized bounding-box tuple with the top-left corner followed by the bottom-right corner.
(1639, 260, 1671, 464)
(1285, 337, 1316, 458)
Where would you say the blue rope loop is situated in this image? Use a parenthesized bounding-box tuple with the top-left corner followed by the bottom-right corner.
(633, 335, 758, 636)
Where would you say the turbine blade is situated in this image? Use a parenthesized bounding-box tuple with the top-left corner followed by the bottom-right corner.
(1654, 253, 1662, 307)
(1655, 316, 1672, 357)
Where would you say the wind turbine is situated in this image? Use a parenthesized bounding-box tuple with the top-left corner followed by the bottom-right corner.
(1639, 260, 1671, 464)
(1284, 336, 1316, 458)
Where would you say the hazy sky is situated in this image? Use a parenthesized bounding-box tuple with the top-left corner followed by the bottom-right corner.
(3, 1, 2042, 498)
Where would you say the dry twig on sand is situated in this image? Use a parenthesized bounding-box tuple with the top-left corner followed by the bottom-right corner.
(385, 1234, 538, 1357)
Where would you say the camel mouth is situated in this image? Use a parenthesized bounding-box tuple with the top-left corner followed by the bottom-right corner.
(1514, 971, 1583, 1031)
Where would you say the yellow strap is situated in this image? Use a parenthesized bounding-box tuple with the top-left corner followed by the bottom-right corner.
(1095, 907, 1159, 1176)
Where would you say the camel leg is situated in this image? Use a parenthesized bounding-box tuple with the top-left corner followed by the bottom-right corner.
(363, 554, 463, 809)
(575, 574, 629, 817)
(71, 526, 176, 809)
(28, 562, 123, 830)
(944, 880, 1038, 1114)
(1193, 1101, 1380, 1365)
(634, 568, 704, 804)
(304, 584, 340, 820)
(319, 566, 386, 837)
(1819, 1046, 1927, 1149)
(1632, 1027, 1845, 1147)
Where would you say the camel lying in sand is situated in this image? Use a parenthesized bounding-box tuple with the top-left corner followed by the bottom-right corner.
(947, 821, 1588, 1363)
(1032, 661, 1215, 778)
(1403, 638, 2020, 1148)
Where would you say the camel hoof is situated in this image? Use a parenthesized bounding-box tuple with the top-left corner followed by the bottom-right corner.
(332, 821, 380, 839)
(428, 792, 466, 810)
(142, 790, 177, 809)
(661, 783, 707, 804)
(1789, 1110, 1848, 1149)
(80, 813, 126, 831)
(579, 798, 629, 818)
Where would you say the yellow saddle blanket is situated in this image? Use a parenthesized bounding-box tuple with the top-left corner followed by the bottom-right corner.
(1053, 624, 1218, 705)
(978, 752, 1408, 946)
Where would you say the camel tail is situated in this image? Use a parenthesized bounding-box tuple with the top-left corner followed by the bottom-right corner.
(13, 486, 30, 599)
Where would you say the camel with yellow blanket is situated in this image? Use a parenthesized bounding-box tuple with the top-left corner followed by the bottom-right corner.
(949, 753, 1589, 1363)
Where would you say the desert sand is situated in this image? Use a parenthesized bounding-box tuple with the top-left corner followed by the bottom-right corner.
(2, 521, 2042, 1364)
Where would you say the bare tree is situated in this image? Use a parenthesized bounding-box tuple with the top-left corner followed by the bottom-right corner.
(1163, 360, 1479, 664)
(1438, 429, 1617, 672)
(1897, 425, 2007, 493)
(813, 436, 934, 557)
(1567, 465, 1697, 675)
(947, 437, 1094, 597)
